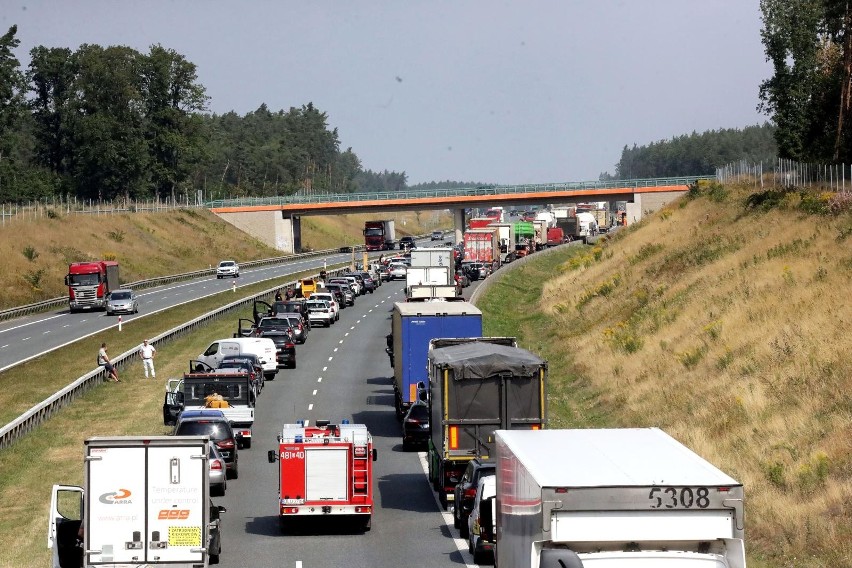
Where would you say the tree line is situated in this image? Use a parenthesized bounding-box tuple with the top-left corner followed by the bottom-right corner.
(601, 124, 778, 180)
(0, 26, 411, 204)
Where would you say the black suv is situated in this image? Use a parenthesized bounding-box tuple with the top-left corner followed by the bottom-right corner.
(399, 236, 416, 250)
(453, 457, 495, 538)
(174, 410, 239, 479)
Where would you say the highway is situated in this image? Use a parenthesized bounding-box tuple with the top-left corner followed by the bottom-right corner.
(0, 247, 412, 373)
(215, 278, 482, 568)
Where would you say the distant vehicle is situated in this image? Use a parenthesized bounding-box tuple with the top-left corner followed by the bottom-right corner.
(402, 402, 430, 450)
(389, 262, 407, 280)
(306, 299, 334, 327)
(324, 282, 354, 306)
(364, 219, 396, 250)
(209, 444, 228, 496)
(217, 355, 264, 394)
(105, 289, 138, 315)
(399, 236, 417, 250)
(198, 336, 278, 380)
(274, 312, 309, 343)
(216, 260, 240, 278)
(65, 260, 119, 312)
(311, 292, 340, 321)
(431, 230, 444, 241)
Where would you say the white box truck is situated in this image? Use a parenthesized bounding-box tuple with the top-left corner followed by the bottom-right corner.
(492, 428, 745, 568)
(48, 436, 224, 568)
(406, 247, 456, 299)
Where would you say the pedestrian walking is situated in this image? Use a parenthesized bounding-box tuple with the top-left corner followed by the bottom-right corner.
(140, 339, 156, 379)
(98, 342, 119, 382)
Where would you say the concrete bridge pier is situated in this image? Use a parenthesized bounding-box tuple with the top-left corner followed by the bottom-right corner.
(453, 208, 465, 244)
(213, 210, 301, 253)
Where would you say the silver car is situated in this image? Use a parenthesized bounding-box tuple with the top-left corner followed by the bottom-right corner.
(216, 260, 240, 278)
(209, 445, 227, 496)
(106, 289, 138, 315)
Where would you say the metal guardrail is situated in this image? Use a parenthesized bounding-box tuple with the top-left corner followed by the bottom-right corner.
(205, 176, 711, 209)
(0, 265, 354, 450)
(0, 244, 365, 322)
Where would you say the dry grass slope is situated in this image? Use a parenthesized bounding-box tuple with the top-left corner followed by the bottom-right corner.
(534, 184, 852, 566)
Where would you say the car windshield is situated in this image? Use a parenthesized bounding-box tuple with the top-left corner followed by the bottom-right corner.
(219, 261, 235, 267)
(68, 273, 99, 286)
(110, 291, 130, 300)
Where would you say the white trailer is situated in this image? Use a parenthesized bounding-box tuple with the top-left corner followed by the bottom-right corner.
(49, 436, 223, 568)
(493, 428, 746, 568)
(407, 247, 456, 299)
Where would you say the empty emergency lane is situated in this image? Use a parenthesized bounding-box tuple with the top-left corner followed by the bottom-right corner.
(214, 280, 471, 568)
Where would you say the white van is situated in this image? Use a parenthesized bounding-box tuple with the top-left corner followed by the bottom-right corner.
(199, 337, 277, 379)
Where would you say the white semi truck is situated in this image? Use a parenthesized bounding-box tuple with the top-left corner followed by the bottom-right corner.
(492, 428, 746, 568)
(406, 247, 457, 300)
(48, 436, 224, 568)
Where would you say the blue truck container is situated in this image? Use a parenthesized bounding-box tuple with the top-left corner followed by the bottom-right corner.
(389, 302, 483, 418)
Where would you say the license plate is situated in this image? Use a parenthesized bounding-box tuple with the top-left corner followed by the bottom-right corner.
(220, 452, 230, 458)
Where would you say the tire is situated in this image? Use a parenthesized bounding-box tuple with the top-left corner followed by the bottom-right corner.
(210, 552, 220, 565)
(402, 439, 410, 452)
(459, 519, 469, 539)
(229, 461, 239, 480)
(468, 535, 475, 555)
(453, 505, 460, 528)
(243, 439, 252, 449)
(290, 361, 297, 369)
(362, 516, 372, 532)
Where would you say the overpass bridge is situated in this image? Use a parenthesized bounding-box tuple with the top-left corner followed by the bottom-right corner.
(207, 176, 708, 252)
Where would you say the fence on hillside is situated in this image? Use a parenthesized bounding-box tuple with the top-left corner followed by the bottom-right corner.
(717, 158, 852, 192)
(0, 195, 204, 226)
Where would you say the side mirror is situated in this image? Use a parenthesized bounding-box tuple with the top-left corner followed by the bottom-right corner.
(267, 450, 277, 464)
(449, 476, 459, 484)
(217, 506, 227, 514)
(64, 275, 70, 286)
(372, 449, 378, 462)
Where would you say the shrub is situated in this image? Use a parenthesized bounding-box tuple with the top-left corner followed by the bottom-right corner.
(23, 268, 45, 291)
(798, 191, 833, 215)
(828, 191, 852, 214)
(102, 252, 117, 261)
(106, 229, 125, 243)
(763, 461, 786, 488)
(746, 188, 789, 211)
(796, 452, 830, 494)
(22, 246, 39, 262)
(677, 346, 706, 369)
(45, 209, 60, 219)
(629, 243, 664, 265)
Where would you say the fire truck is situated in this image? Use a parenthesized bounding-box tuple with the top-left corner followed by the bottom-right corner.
(267, 420, 377, 532)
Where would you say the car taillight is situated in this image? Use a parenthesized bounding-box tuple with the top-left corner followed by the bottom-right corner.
(406, 419, 420, 425)
(464, 487, 477, 499)
(210, 460, 223, 471)
(217, 439, 235, 450)
(285, 342, 295, 348)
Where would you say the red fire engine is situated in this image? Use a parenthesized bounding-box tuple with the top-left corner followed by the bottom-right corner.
(267, 420, 377, 532)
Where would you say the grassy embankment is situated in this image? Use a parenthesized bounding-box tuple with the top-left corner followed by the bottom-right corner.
(478, 181, 852, 568)
(0, 208, 448, 309)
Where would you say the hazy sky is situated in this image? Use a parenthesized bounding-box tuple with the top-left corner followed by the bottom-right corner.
(3, 1, 771, 185)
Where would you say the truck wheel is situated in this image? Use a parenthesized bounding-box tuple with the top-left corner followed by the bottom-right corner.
(362, 516, 372, 532)
(243, 439, 252, 449)
(210, 552, 220, 565)
(402, 439, 410, 452)
(453, 506, 460, 528)
(459, 520, 469, 539)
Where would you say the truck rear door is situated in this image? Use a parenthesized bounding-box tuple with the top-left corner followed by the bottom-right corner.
(86, 441, 208, 565)
(306, 447, 349, 502)
(48, 484, 84, 568)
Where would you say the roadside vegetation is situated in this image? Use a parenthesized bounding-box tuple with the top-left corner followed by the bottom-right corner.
(479, 180, 852, 567)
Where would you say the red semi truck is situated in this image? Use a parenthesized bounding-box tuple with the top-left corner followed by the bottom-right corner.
(468, 217, 494, 230)
(64, 261, 119, 312)
(267, 420, 377, 532)
(363, 220, 395, 251)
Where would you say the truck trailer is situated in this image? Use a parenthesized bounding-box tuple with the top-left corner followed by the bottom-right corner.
(493, 428, 746, 568)
(49, 436, 223, 568)
(388, 302, 483, 419)
(267, 420, 377, 532)
(64, 261, 120, 312)
(363, 220, 395, 251)
(427, 338, 547, 510)
(406, 247, 457, 300)
(463, 228, 499, 265)
(488, 223, 516, 264)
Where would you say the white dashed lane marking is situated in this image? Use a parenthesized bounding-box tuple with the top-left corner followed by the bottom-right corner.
(317, 377, 322, 383)
(312, 390, 317, 396)
(322, 366, 328, 371)
(308, 404, 313, 411)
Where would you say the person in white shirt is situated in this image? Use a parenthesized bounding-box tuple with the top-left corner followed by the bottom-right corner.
(140, 339, 156, 378)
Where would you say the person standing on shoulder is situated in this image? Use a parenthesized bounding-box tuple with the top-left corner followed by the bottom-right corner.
(140, 339, 156, 379)
(98, 342, 119, 382)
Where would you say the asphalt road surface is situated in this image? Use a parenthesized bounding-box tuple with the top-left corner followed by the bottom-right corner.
(213, 278, 484, 568)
